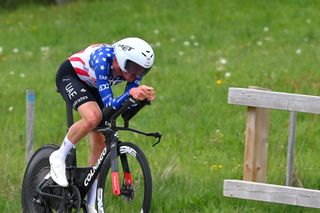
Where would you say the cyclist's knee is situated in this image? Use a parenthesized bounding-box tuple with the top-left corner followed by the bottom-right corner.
(78, 102, 102, 129)
(84, 111, 102, 129)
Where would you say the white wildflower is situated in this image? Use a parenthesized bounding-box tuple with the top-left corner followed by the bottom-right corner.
(154, 29, 159, 34)
(20, 73, 26, 78)
(257, 41, 263, 46)
(190, 35, 196, 40)
(13, 48, 19, 53)
(40, 46, 50, 52)
(225, 72, 231, 78)
(178, 51, 184, 56)
(10, 71, 14, 75)
(8, 106, 14, 112)
(155, 42, 161, 47)
(306, 19, 311, 24)
(193, 42, 199, 47)
(219, 58, 228, 65)
(183, 41, 190, 46)
(296, 49, 302, 55)
(0, 46, 3, 54)
(263, 27, 269, 32)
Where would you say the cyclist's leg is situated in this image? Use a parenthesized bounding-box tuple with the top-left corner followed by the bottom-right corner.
(86, 85, 106, 166)
(55, 59, 104, 147)
(86, 89, 106, 207)
(67, 102, 102, 143)
(85, 86, 106, 208)
(86, 88, 107, 208)
(87, 130, 106, 209)
(69, 82, 105, 146)
(88, 130, 106, 166)
(51, 60, 103, 186)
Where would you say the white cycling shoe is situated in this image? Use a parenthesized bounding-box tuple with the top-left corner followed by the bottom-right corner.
(49, 150, 68, 187)
(88, 205, 97, 213)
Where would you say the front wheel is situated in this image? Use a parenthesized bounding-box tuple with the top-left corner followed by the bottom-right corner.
(97, 142, 152, 213)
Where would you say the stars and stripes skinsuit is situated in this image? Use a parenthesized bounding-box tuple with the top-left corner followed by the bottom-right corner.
(68, 43, 141, 109)
(51, 38, 154, 212)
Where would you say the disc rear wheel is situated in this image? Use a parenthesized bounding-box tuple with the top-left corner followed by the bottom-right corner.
(22, 145, 58, 213)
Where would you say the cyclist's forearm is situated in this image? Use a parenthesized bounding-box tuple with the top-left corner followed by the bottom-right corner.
(109, 91, 130, 109)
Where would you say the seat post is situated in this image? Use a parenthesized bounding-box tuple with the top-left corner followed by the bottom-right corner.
(66, 102, 77, 167)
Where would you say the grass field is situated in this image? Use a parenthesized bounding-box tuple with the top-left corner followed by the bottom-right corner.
(1, 0, 320, 212)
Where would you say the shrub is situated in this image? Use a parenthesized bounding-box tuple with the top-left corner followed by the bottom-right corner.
(0, 0, 69, 9)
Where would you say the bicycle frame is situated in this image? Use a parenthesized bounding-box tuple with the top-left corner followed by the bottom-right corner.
(41, 98, 162, 200)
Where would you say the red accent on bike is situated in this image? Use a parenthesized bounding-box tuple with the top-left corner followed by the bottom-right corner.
(124, 172, 133, 185)
(112, 172, 121, 196)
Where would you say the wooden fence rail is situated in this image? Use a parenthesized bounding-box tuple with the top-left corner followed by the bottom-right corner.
(224, 87, 320, 208)
(228, 87, 320, 114)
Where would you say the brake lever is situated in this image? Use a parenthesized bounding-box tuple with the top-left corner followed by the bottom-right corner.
(116, 127, 162, 147)
(150, 132, 162, 147)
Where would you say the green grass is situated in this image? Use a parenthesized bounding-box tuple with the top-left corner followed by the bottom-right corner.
(1, 0, 320, 212)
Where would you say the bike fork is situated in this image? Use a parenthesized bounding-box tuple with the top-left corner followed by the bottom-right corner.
(120, 154, 133, 185)
(110, 136, 133, 196)
(110, 139, 120, 196)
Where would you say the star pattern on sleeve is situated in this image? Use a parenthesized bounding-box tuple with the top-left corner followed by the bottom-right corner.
(89, 47, 114, 71)
(88, 46, 118, 107)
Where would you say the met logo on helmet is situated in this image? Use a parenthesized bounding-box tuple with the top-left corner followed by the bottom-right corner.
(117, 44, 134, 52)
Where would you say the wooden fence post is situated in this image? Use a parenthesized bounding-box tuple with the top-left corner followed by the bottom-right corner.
(26, 90, 35, 164)
(226, 87, 320, 208)
(243, 87, 270, 182)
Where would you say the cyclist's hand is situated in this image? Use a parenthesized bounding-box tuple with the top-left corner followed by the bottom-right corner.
(130, 85, 156, 101)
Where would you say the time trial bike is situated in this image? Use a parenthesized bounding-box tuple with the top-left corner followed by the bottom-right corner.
(21, 97, 161, 212)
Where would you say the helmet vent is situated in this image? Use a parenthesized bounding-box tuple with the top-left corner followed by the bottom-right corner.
(142, 52, 147, 57)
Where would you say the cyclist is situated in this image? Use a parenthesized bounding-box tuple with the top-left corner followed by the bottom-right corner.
(50, 37, 155, 213)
